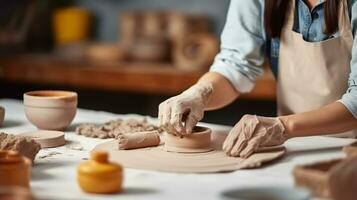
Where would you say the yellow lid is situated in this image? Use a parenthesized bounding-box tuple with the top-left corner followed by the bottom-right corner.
(78, 151, 122, 176)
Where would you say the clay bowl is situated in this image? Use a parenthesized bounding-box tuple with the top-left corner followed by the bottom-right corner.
(0, 106, 4, 127)
(163, 126, 213, 153)
(24, 90, 77, 131)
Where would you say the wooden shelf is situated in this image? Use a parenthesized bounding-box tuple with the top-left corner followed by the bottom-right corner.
(0, 54, 276, 100)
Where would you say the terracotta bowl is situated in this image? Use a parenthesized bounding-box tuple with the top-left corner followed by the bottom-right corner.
(24, 90, 77, 130)
(163, 126, 213, 153)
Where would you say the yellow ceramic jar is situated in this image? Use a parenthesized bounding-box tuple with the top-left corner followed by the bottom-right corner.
(77, 151, 123, 194)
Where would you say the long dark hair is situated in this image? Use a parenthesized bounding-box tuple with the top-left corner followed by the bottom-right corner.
(264, 0, 341, 38)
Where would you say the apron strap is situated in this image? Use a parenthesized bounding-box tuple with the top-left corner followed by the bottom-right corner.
(285, 0, 296, 30)
(339, 0, 352, 35)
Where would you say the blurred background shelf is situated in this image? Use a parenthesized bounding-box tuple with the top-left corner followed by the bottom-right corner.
(0, 0, 278, 125)
(0, 54, 277, 100)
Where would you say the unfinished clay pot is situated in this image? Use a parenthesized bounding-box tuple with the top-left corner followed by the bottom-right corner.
(24, 90, 77, 130)
(0, 106, 4, 127)
(163, 126, 213, 153)
(0, 150, 31, 188)
(293, 159, 342, 198)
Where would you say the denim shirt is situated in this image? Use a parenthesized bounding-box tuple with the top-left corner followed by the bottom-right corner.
(209, 0, 357, 118)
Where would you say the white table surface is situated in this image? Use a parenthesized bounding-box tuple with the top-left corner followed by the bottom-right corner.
(0, 99, 355, 200)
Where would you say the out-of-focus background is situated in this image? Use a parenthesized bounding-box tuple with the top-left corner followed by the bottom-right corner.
(0, 0, 276, 125)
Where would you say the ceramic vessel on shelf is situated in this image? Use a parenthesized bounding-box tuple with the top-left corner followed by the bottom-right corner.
(0, 150, 31, 188)
(77, 151, 123, 194)
(23, 90, 77, 131)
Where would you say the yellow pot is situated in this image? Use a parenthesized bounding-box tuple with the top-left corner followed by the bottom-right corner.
(53, 7, 91, 45)
(77, 151, 123, 194)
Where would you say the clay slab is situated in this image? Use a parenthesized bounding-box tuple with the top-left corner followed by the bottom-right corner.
(19, 130, 66, 148)
(94, 132, 286, 173)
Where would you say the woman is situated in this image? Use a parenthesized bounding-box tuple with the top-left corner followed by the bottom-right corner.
(158, 0, 357, 158)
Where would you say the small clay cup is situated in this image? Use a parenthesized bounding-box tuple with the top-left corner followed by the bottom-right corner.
(24, 90, 77, 130)
(0, 151, 31, 188)
(0, 106, 4, 127)
(164, 126, 213, 153)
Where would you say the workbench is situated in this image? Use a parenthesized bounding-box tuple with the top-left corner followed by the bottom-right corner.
(1, 99, 354, 200)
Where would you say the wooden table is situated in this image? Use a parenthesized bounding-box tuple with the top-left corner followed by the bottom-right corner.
(0, 54, 276, 100)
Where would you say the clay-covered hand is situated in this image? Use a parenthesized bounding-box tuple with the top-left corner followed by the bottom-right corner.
(223, 115, 287, 158)
(158, 82, 213, 136)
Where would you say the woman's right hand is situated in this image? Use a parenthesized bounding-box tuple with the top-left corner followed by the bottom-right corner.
(158, 82, 213, 136)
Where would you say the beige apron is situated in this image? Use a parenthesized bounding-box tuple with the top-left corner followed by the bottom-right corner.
(277, 0, 357, 137)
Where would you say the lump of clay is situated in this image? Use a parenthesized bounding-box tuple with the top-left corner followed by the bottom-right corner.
(118, 130, 161, 150)
(76, 123, 110, 139)
(329, 156, 357, 200)
(0, 132, 41, 162)
(76, 118, 162, 139)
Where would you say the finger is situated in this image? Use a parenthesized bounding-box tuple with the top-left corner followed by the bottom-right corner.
(170, 104, 185, 134)
(223, 116, 251, 151)
(162, 104, 178, 136)
(158, 103, 165, 126)
(222, 123, 243, 153)
(184, 114, 198, 135)
(225, 115, 260, 156)
(229, 132, 248, 157)
(240, 136, 262, 158)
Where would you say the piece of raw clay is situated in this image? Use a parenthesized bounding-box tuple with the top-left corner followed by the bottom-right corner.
(0, 106, 4, 126)
(118, 130, 161, 150)
(19, 130, 66, 148)
(163, 126, 213, 153)
(329, 156, 357, 200)
(76, 118, 162, 139)
(0, 132, 41, 162)
(94, 132, 286, 173)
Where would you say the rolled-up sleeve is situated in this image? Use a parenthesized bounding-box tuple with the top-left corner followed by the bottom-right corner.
(209, 0, 265, 93)
(340, 0, 357, 118)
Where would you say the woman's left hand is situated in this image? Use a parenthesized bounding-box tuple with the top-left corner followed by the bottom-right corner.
(223, 115, 287, 158)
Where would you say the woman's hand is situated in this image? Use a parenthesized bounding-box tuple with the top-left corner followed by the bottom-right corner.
(223, 115, 287, 158)
(158, 83, 213, 136)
